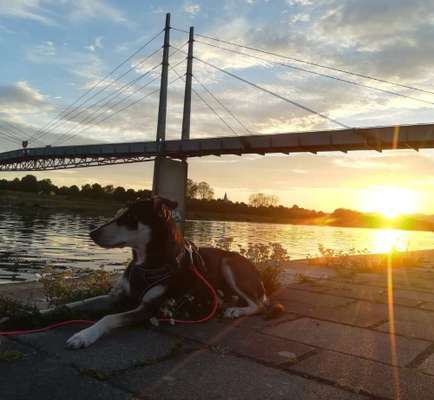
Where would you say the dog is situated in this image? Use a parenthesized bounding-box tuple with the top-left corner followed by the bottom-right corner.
(65, 196, 281, 349)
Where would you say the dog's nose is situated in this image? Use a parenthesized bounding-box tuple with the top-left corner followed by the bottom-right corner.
(89, 229, 98, 242)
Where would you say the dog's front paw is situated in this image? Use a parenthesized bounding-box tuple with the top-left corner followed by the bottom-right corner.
(223, 307, 243, 319)
(66, 327, 99, 349)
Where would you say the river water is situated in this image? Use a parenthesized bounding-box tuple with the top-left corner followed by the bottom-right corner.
(0, 207, 433, 283)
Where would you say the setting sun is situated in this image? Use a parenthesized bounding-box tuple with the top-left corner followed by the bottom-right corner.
(360, 186, 419, 218)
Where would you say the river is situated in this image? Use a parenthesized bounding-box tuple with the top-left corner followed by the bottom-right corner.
(0, 207, 433, 283)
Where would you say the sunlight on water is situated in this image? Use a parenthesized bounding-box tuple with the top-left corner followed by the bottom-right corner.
(0, 208, 433, 283)
(370, 229, 410, 253)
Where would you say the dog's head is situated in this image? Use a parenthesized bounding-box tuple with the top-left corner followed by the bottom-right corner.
(89, 196, 178, 250)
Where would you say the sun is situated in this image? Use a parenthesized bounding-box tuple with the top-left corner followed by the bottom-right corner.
(359, 186, 419, 218)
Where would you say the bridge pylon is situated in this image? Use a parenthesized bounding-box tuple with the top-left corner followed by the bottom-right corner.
(152, 14, 194, 225)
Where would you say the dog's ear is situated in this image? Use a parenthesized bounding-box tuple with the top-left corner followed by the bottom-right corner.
(152, 196, 178, 210)
(152, 196, 178, 221)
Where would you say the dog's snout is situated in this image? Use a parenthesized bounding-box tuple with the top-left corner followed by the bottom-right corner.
(89, 228, 99, 242)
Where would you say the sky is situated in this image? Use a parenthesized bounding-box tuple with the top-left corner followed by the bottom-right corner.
(0, 0, 433, 214)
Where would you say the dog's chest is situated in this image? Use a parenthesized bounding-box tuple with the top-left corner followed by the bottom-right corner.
(126, 264, 172, 304)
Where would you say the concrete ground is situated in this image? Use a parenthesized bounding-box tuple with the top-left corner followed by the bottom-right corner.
(3, 258, 434, 399)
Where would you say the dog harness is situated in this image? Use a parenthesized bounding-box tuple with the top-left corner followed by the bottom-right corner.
(126, 240, 205, 305)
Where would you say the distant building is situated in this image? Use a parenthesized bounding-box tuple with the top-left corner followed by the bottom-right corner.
(223, 192, 229, 203)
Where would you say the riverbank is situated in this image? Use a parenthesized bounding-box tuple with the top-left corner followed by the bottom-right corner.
(2, 249, 434, 400)
(2, 249, 433, 307)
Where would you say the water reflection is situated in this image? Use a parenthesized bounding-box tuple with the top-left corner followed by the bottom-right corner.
(0, 208, 433, 283)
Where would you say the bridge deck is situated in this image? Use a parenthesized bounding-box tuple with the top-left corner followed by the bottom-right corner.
(0, 123, 433, 171)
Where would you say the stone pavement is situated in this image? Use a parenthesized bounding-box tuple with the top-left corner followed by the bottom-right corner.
(3, 266, 434, 399)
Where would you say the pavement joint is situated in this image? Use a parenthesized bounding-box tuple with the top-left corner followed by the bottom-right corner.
(406, 343, 434, 369)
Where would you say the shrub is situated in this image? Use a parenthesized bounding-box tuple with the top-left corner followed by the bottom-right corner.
(307, 244, 423, 276)
(40, 267, 112, 306)
(213, 238, 289, 294)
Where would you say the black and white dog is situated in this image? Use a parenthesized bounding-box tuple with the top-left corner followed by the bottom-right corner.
(65, 196, 279, 349)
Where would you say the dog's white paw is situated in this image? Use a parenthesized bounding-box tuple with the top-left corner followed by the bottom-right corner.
(66, 327, 100, 349)
(223, 307, 243, 319)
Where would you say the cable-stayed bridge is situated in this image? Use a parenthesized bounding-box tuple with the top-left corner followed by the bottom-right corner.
(0, 124, 433, 172)
(0, 13, 433, 216)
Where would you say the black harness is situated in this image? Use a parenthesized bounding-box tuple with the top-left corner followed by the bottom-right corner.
(126, 240, 205, 305)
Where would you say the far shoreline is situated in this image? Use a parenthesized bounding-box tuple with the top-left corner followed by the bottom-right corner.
(1, 189, 433, 233)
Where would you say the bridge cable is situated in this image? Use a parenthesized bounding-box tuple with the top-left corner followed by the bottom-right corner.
(52, 47, 188, 146)
(191, 74, 254, 136)
(58, 74, 184, 146)
(172, 27, 434, 97)
(171, 68, 241, 137)
(196, 39, 434, 107)
(54, 66, 186, 146)
(29, 29, 164, 143)
(0, 131, 21, 144)
(36, 47, 163, 144)
(183, 50, 350, 129)
(52, 74, 161, 146)
(47, 61, 162, 145)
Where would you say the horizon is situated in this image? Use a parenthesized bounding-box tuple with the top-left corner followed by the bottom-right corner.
(0, 1, 433, 215)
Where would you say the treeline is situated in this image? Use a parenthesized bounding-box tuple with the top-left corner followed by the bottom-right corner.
(1, 175, 432, 231)
(0, 175, 151, 202)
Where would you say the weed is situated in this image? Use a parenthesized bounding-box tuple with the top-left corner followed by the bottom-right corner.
(40, 267, 112, 306)
(307, 244, 423, 276)
(213, 238, 289, 294)
(0, 295, 42, 329)
(0, 350, 24, 362)
(79, 368, 109, 381)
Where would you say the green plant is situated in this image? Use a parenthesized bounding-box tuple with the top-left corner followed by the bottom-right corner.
(0, 351, 24, 362)
(40, 267, 112, 306)
(213, 238, 289, 294)
(0, 295, 42, 329)
(308, 244, 423, 275)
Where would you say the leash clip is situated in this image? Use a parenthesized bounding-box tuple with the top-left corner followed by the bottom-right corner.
(185, 241, 194, 268)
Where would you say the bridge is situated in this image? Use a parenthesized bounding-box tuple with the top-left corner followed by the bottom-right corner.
(1, 13, 433, 219)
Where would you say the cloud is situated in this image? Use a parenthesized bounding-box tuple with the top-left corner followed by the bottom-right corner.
(67, 0, 127, 23)
(0, 0, 56, 25)
(85, 35, 104, 52)
(0, 81, 50, 113)
(183, 3, 200, 15)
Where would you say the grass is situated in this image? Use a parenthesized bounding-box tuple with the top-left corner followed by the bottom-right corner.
(40, 267, 113, 306)
(0, 351, 24, 362)
(0, 295, 42, 329)
(307, 244, 423, 277)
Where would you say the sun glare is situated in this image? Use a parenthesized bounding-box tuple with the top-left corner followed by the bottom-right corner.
(360, 186, 419, 218)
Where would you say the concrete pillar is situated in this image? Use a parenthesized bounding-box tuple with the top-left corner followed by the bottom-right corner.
(153, 157, 188, 224)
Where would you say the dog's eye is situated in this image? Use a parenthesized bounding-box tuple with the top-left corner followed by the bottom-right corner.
(116, 211, 138, 229)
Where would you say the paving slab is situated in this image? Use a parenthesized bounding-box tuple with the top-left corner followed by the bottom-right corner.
(377, 320, 434, 342)
(418, 353, 434, 375)
(0, 338, 129, 400)
(16, 325, 184, 374)
(215, 329, 315, 365)
(263, 318, 430, 366)
(274, 287, 355, 308)
(289, 350, 434, 400)
(392, 305, 434, 324)
(112, 349, 368, 400)
(420, 302, 434, 311)
(273, 297, 388, 328)
(162, 314, 298, 344)
(313, 281, 423, 307)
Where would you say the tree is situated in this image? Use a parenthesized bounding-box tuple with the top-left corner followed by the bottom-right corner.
(196, 181, 214, 200)
(248, 193, 279, 208)
(186, 178, 198, 199)
(20, 175, 39, 192)
(38, 178, 56, 194)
